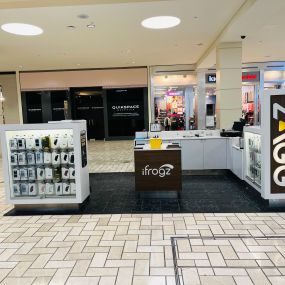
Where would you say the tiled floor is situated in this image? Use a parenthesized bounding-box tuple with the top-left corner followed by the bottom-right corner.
(88, 140, 134, 173)
(0, 141, 285, 284)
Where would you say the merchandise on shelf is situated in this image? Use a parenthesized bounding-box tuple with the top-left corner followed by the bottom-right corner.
(7, 133, 76, 199)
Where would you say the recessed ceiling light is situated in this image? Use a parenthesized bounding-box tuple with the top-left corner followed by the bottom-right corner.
(1, 23, 43, 36)
(265, 55, 271, 58)
(141, 16, 180, 29)
(196, 43, 203, 46)
(67, 25, 76, 30)
(194, 16, 199, 19)
(77, 63, 81, 66)
(87, 23, 96, 28)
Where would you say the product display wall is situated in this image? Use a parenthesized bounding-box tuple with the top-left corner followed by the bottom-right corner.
(8, 129, 76, 199)
(0, 121, 90, 206)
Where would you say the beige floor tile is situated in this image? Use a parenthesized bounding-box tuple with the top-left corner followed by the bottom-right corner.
(66, 277, 100, 285)
(133, 276, 166, 285)
(70, 259, 91, 276)
(1, 277, 35, 285)
(98, 276, 116, 285)
(31, 276, 52, 285)
(49, 268, 72, 285)
(134, 259, 149, 276)
(116, 267, 133, 285)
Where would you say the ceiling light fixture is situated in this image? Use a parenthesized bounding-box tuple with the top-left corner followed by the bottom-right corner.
(1, 23, 43, 36)
(67, 25, 76, 30)
(87, 23, 95, 28)
(141, 16, 180, 29)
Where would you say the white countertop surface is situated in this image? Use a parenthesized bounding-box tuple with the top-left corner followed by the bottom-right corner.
(134, 143, 181, 151)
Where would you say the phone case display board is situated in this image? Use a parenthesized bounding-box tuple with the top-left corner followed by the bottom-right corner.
(244, 130, 261, 190)
(0, 121, 90, 205)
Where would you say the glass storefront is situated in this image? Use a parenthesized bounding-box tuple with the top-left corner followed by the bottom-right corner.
(150, 65, 197, 131)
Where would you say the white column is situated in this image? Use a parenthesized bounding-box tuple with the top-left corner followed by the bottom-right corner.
(216, 42, 242, 129)
(196, 71, 206, 129)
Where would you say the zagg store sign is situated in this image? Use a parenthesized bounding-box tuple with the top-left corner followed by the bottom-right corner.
(271, 95, 285, 193)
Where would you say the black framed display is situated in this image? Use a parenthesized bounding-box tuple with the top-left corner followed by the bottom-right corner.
(106, 88, 148, 138)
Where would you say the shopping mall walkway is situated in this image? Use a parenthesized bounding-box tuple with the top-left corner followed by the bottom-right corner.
(0, 141, 285, 285)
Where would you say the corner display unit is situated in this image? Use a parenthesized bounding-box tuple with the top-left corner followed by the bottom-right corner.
(244, 89, 285, 206)
(0, 120, 90, 209)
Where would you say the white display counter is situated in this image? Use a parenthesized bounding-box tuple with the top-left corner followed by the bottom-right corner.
(135, 130, 243, 173)
(0, 121, 90, 207)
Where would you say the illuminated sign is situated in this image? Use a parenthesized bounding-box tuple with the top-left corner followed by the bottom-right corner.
(206, 74, 216, 83)
(205, 71, 260, 83)
(271, 95, 285, 193)
(242, 71, 260, 82)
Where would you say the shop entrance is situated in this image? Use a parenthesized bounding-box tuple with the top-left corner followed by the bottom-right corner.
(71, 88, 105, 140)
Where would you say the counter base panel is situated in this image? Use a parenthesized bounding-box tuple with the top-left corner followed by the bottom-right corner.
(135, 150, 182, 192)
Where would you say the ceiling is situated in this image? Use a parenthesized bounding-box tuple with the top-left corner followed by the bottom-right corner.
(0, 0, 284, 71)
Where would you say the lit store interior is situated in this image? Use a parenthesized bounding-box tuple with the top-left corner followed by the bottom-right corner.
(1, 1, 285, 285)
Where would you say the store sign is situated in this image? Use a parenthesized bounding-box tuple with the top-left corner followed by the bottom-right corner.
(205, 71, 260, 83)
(135, 150, 182, 191)
(242, 71, 260, 82)
(142, 164, 174, 178)
(206, 74, 216, 83)
(111, 104, 141, 117)
(271, 95, 285, 193)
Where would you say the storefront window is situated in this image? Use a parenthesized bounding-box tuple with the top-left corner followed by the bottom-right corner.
(150, 65, 197, 131)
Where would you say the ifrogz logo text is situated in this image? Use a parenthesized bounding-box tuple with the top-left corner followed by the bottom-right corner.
(142, 164, 174, 178)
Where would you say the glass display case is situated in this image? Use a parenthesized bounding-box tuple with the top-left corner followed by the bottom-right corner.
(0, 121, 90, 206)
(244, 130, 261, 188)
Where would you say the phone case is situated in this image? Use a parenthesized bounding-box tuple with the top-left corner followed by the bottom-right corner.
(20, 168, 28, 180)
(35, 151, 44, 165)
(60, 152, 69, 164)
(18, 152, 27, 166)
(28, 183, 37, 196)
(55, 182, 63, 195)
(12, 184, 21, 196)
(27, 152, 35, 165)
(62, 182, 71, 195)
(28, 167, 36, 180)
(52, 151, 60, 166)
(36, 167, 45, 180)
(44, 152, 52, 164)
(20, 183, 29, 195)
(13, 168, 20, 181)
(17, 138, 26, 150)
(61, 167, 69, 179)
(10, 153, 18, 166)
(26, 138, 36, 150)
(68, 152, 75, 164)
(45, 167, 53, 180)
(10, 139, 18, 150)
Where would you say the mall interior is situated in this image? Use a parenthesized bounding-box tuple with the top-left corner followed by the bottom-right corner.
(1, 0, 285, 285)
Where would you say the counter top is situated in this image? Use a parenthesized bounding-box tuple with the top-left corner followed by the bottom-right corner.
(135, 136, 228, 141)
(134, 143, 181, 151)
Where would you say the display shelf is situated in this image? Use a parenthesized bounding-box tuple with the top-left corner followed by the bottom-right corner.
(0, 121, 90, 205)
(244, 129, 261, 192)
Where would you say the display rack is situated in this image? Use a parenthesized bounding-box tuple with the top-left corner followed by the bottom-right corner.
(0, 120, 89, 206)
(244, 127, 261, 192)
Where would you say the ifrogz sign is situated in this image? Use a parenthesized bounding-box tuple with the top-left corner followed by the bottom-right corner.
(271, 95, 285, 193)
(134, 150, 182, 191)
(142, 164, 174, 178)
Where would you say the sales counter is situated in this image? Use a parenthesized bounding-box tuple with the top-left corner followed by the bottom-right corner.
(134, 143, 182, 192)
(135, 130, 243, 175)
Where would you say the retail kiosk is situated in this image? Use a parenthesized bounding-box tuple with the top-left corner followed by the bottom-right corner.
(0, 120, 90, 210)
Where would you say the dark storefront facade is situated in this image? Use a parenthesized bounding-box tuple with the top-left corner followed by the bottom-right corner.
(21, 86, 148, 140)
